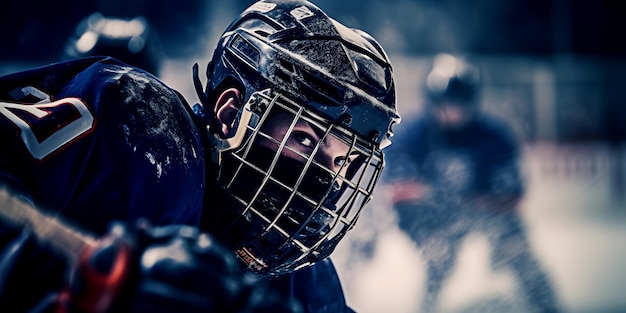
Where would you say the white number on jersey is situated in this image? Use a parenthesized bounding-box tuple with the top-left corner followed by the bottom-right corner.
(1, 87, 95, 160)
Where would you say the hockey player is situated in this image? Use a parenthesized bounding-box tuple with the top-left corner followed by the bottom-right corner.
(0, 0, 400, 312)
(384, 54, 558, 313)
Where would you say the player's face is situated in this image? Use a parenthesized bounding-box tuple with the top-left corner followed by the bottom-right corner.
(212, 92, 386, 277)
(259, 112, 357, 180)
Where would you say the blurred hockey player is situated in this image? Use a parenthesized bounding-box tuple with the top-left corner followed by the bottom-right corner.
(384, 54, 559, 313)
(0, 0, 399, 312)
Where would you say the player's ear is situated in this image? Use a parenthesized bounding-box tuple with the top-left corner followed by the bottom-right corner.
(214, 87, 243, 137)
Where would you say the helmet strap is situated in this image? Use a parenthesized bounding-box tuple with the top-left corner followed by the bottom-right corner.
(192, 63, 211, 109)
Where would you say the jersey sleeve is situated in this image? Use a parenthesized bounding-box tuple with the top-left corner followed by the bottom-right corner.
(0, 57, 207, 234)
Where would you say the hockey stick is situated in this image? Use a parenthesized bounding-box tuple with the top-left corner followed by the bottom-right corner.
(0, 187, 131, 313)
(0, 188, 97, 263)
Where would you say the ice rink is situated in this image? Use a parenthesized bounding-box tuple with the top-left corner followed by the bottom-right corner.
(332, 141, 626, 313)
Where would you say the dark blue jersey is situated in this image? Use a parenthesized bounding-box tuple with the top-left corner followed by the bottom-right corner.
(0, 56, 351, 312)
(385, 113, 524, 199)
(0, 56, 206, 235)
(272, 258, 354, 313)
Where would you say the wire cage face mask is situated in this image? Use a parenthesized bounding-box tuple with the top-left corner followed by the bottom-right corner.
(216, 90, 384, 277)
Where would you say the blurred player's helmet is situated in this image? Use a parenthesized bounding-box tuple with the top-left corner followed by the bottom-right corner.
(195, 0, 399, 277)
(63, 13, 163, 76)
(425, 53, 480, 105)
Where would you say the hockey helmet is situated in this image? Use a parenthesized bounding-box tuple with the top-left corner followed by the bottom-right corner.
(194, 0, 399, 277)
(425, 53, 480, 106)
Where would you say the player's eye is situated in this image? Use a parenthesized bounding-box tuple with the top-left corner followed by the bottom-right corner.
(334, 153, 358, 168)
(293, 131, 315, 149)
(334, 156, 347, 167)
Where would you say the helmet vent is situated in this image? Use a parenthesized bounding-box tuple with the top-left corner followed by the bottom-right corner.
(279, 58, 294, 72)
(275, 58, 295, 85)
(274, 68, 293, 85)
(231, 34, 260, 66)
(298, 69, 343, 106)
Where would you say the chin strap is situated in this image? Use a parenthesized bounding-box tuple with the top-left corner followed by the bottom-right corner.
(192, 63, 210, 108)
(192, 62, 262, 165)
(192, 62, 222, 158)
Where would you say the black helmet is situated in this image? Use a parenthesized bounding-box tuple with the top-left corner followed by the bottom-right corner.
(425, 53, 480, 105)
(194, 0, 400, 277)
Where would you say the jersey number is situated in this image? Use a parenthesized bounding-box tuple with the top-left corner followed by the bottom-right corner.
(1, 89, 95, 160)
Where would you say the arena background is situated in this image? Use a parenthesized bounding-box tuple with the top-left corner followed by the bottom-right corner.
(2, 1, 625, 312)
